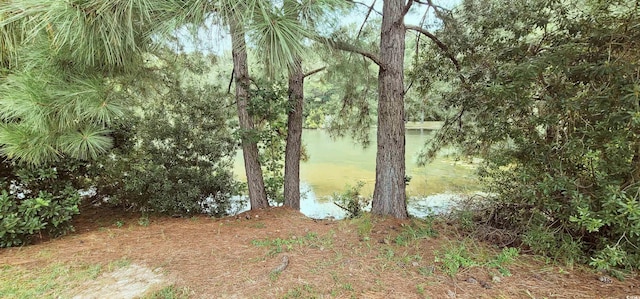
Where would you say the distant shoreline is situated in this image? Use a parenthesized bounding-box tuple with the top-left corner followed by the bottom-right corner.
(404, 121, 443, 130)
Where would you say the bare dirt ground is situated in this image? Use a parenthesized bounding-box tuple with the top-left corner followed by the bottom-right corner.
(1, 205, 639, 299)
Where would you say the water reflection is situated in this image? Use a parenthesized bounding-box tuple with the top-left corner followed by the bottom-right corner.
(229, 183, 463, 220)
(232, 127, 479, 219)
(234, 128, 479, 197)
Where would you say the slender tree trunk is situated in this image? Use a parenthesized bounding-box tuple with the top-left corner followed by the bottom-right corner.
(229, 16, 269, 209)
(284, 58, 303, 210)
(371, 0, 408, 219)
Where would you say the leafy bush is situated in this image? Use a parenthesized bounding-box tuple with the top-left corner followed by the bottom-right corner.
(87, 89, 240, 216)
(415, 0, 640, 270)
(0, 163, 80, 247)
(85, 52, 242, 216)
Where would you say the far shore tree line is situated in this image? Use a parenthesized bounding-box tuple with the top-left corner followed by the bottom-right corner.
(1, 0, 639, 272)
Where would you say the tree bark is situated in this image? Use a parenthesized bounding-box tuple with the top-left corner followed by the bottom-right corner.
(229, 16, 269, 210)
(284, 58, 304, 210)
(371, 0, 408, 219)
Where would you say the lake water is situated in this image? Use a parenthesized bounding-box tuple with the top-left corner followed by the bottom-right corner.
(233, 127, 480, 218)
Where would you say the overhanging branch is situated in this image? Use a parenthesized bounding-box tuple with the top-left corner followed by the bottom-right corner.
(345, 0, 382, 16)
(312, 35, 382, 67)
(402, 0, 414, 18)
(356, 0, 377, 39)
(406, 25, 469, 86)
(405, 25, 459, 71)
(304, 67, 326, 78)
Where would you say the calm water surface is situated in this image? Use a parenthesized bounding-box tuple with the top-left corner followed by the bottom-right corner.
(233, 128, 480, 218)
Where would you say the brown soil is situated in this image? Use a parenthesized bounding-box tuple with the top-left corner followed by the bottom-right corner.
(1, 205, 639, 299)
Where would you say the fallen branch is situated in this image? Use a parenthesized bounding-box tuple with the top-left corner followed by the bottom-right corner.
(271, 255, 289, 275)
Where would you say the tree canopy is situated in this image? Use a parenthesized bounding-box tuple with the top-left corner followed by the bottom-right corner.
(412, 0, 640, 270)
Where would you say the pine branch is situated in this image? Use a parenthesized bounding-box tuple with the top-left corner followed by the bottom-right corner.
(355, 0, 378, 40)
(345, 0, 382, 16)
(312, 35, 382, 67)
(303, 66, 326, 78)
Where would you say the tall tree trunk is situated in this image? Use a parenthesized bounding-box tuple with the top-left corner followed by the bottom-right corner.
(284, 58, 304, 210)
(371, 0, 408, 219)
(229, 16, 269, 210)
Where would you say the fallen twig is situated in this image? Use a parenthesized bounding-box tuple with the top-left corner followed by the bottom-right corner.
(271, 255, 289, 275)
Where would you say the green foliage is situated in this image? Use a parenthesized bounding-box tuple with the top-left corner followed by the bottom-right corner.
(282, 283, 317, 299)
(144, 285, 192, 299)
(86, 51, 241, 216)
(310, 22, 379, 146)
(520, 224, 584, 266)
(588, 244, 632, 280)
(394, 218, 437, 246)
(0, 42, 124, 165)
(352, 213, 372, 240)
(114, 220, 125, 228)
(0, 0, 192, 165)
(138, 214, 150, 227)
(435, 240, 519, 277)
(435, 242, 478, 276)
(303, 105, 328, 129)
(487, 247, 519, 276)
(0, 263, 104, 298)
(332, 181, 369, 218)
(0, 0, 183, 73)
(414, 0, 640, 270)
(248, 80, 290, 204)
(251, 232, 319, 257)
(0, 162, 80, 247)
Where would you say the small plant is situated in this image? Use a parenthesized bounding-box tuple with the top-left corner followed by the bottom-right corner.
(589, 245, 629, 280)
(138, 214, 150, 227)
(417, 266, 434, 276)
(250, 221, 266, 229)
(351, 213, 373, 240)
(115, 220, 125, 228)
(486, 247, 519, 276)
(436, 240, 520, 277)
(435, 242, 478, 277)
(251, 232, 318, 257)
(269, 271, 280, 281)
(394, 218, 437, 246)
(144, 285, 192, 299)
(416, 284, 425, 295)
(107, 258, 131, 271)
(333, 181, 369, 218)
(378, 248, 395, 261)
(454, 209, 476, 231)
(282, 284, 316, 299)
(521, 225, 583, 266)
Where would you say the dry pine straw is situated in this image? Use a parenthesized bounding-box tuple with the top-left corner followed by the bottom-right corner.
(1, 206, 639, 299)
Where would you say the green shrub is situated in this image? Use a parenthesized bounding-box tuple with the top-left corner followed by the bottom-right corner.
(82, 51, 242, 216)
(415, 0, 640, 271)
(248, 80, 289, 205)
(0, 164, 80, 247)
(333, 181, 369, 218)
(87, 84, 241, 216)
